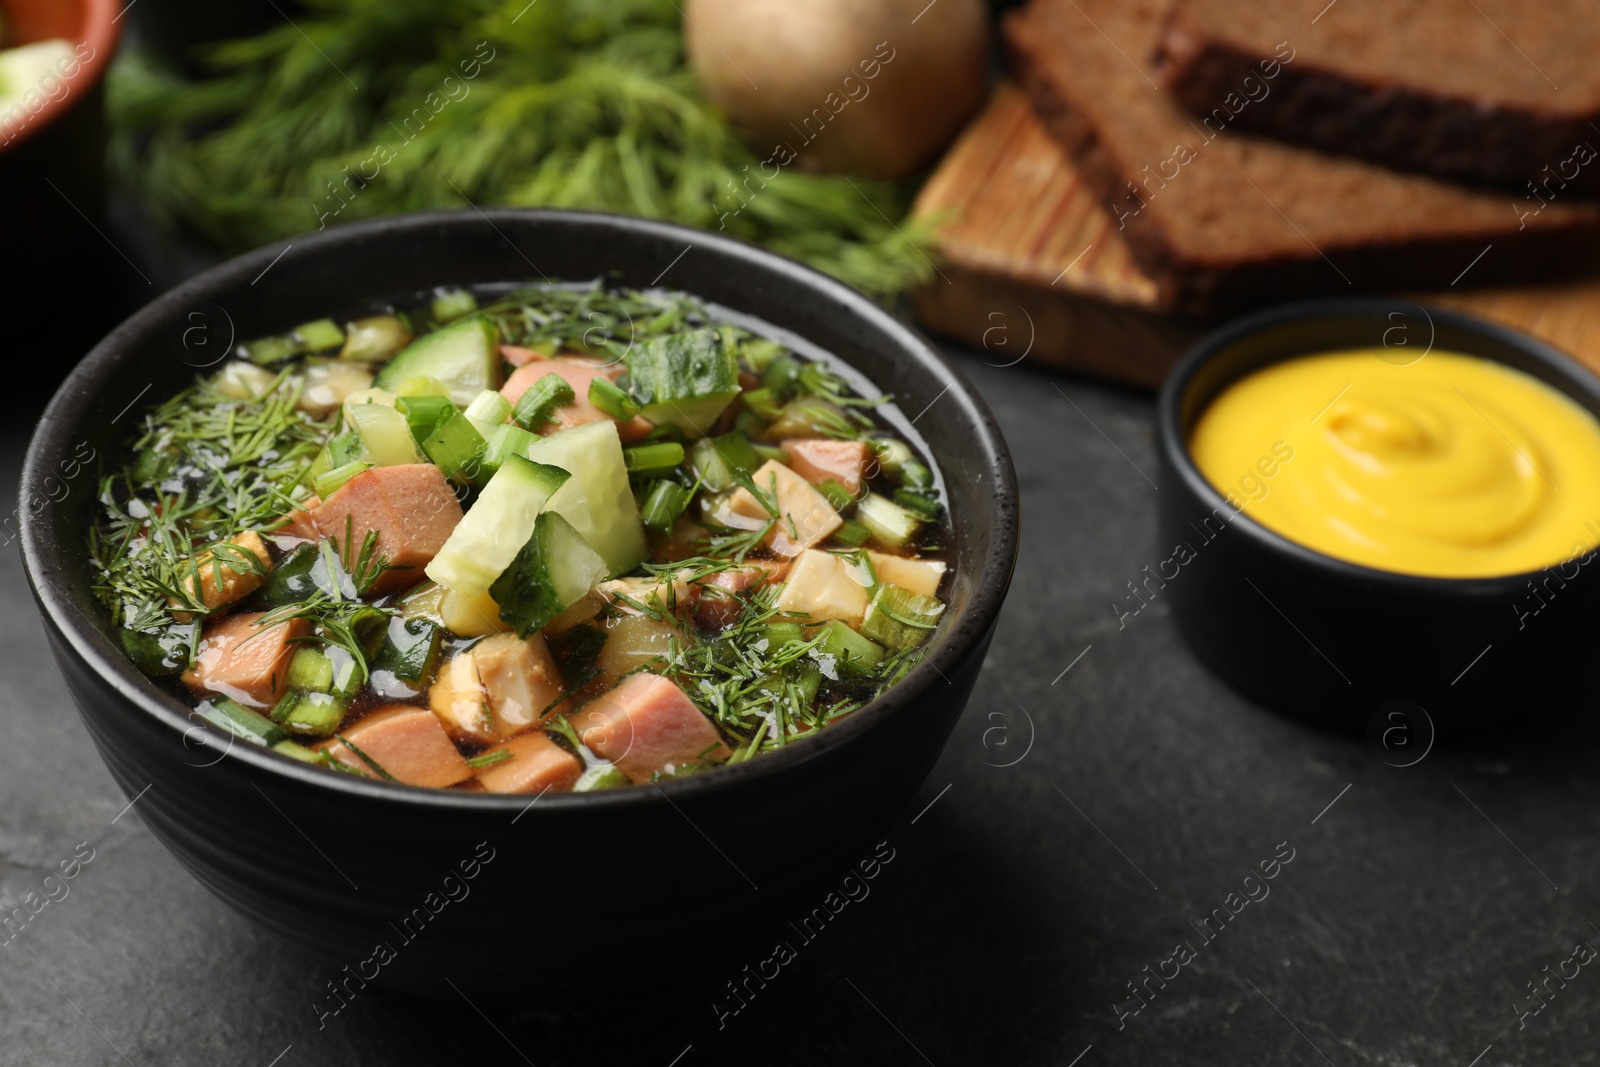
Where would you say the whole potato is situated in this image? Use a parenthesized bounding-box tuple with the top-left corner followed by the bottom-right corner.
(684, 0, 990, 181)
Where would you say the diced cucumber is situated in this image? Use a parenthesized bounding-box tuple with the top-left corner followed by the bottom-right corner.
(490, 511, 608, 637)
(270, 690, 348, 737)
(425, 455, 572, 597)
(375, 315, 501, 407)
(121, 627, 189, 676)
(345, 400, 423, 465)
(254, 544, 318, 606)
(340, 314, 413, 363)
(856, 493, 922, 549)
(811, 620, 883, 677)
(623, 329, 739, 438)
(194, 697, 289, 747)
(831, 520, 872, 548)
(859, 584, 945, 651)
(524, 421, 649, 578)
(372, 617, 442, 684)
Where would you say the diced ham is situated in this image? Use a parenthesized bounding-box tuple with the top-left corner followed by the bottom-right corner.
(782, 438, 871, 495)
(727, 460, 842, 556)
(694, 560, 788, 629)
(473, 731, 583, 795)
(315, 705, 472, 789)
(182, 611, 308, 709)
(171, 531, 273, 621)
(429, 633, 565, 744)
(308, 464, 463, 595)
(500, 359, 652, 442)
(570, 674, 730, 783)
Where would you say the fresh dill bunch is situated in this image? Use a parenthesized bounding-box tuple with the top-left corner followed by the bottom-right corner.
(107, 0, 936, 301)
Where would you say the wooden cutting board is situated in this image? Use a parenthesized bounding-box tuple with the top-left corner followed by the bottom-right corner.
(911, 83, 1600, 390)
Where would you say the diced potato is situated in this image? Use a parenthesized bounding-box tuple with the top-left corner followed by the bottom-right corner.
(171, 531, 273, 620)
(773, 549, 869, 627)
(212, 362, 278, 401)
(440, 587, 512, 638)
(845, 550, 947, 598)
(428, 632, 564, 745)
(297, 360, 375, 418)
(726, 460, 842, 556)
(594, 614, 681, 681)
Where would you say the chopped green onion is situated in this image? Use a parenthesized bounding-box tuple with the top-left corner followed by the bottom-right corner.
(641, 479, 692, 534)
(463, 389, 511, 428)
(241, 334, 301, 366)
(871, 438, 916, 479)
(482, 423, 537, 475)
(860, 584, 945, 651)
(270, 739, 320, 763)
(419, 409, 487, 482)
(511, 373, 576, 430)
(271, 690, 348, 737)
(588, 377, 642, 420)
(741, 338, 788, 373)
(740, 387, 782, 421)
(625, 441, 686, 475)
(751, 443, 787, 464)
(816, 479, 855, 512)
(688, 432, 759, 491)
(831, 520, 872, 548)
(313, 461, 371, 500)
(892, 488, 942, 521)
(900, 460, 934, 490)
(574, 765, 630, 792)
(286, 647, 334, 693)
(855, 493, 922, 548)
(762, 354, 801, 396)
(193, 697, 288, 747)
(395, 394, 455, 442)
(811, 620, 884, 676)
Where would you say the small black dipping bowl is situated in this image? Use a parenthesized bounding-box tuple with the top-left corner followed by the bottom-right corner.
(1157, 298, 1600, 733)
(20, 210, 1018, 1000)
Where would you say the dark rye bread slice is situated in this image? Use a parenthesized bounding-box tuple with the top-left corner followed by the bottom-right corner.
(1155, 0, 1600, 193)
(1003, 0, 1600, 315)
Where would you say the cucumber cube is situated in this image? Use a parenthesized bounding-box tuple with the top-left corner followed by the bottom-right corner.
(623, 329, 739, 438)
(490, 511, 609, 637)
(376, 314, 501, 407)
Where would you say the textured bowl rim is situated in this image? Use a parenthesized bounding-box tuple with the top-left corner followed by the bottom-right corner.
(20, 207, 1020, 813)
(1157, 296, 1600, 594)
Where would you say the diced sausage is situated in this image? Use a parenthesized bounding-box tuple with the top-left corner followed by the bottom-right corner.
(171, 531, 273, 620)
(429, 633, 565, 745)
(694, 560, 787, 629)
(726, 460, 842, 556)
(182, 611, 308, 708)
(308, 463, 464, 595)
(570, 673, 729, 783)
(276, 496, 322, 543)
(782, 438, 871, 495)
(315, 705, 472, 789)
(472, 730, 583, 795)
(500, 358, 652, 442)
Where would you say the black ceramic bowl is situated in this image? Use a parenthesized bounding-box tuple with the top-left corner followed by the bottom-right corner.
(1158, 298, 1600, 734)
(20, 209, 1018, 1001)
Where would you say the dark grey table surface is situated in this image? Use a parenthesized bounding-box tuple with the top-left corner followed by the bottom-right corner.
(5, 311, 1600, 1066)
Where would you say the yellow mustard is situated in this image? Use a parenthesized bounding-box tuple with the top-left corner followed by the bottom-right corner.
(1189, 350, 1600, 578)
